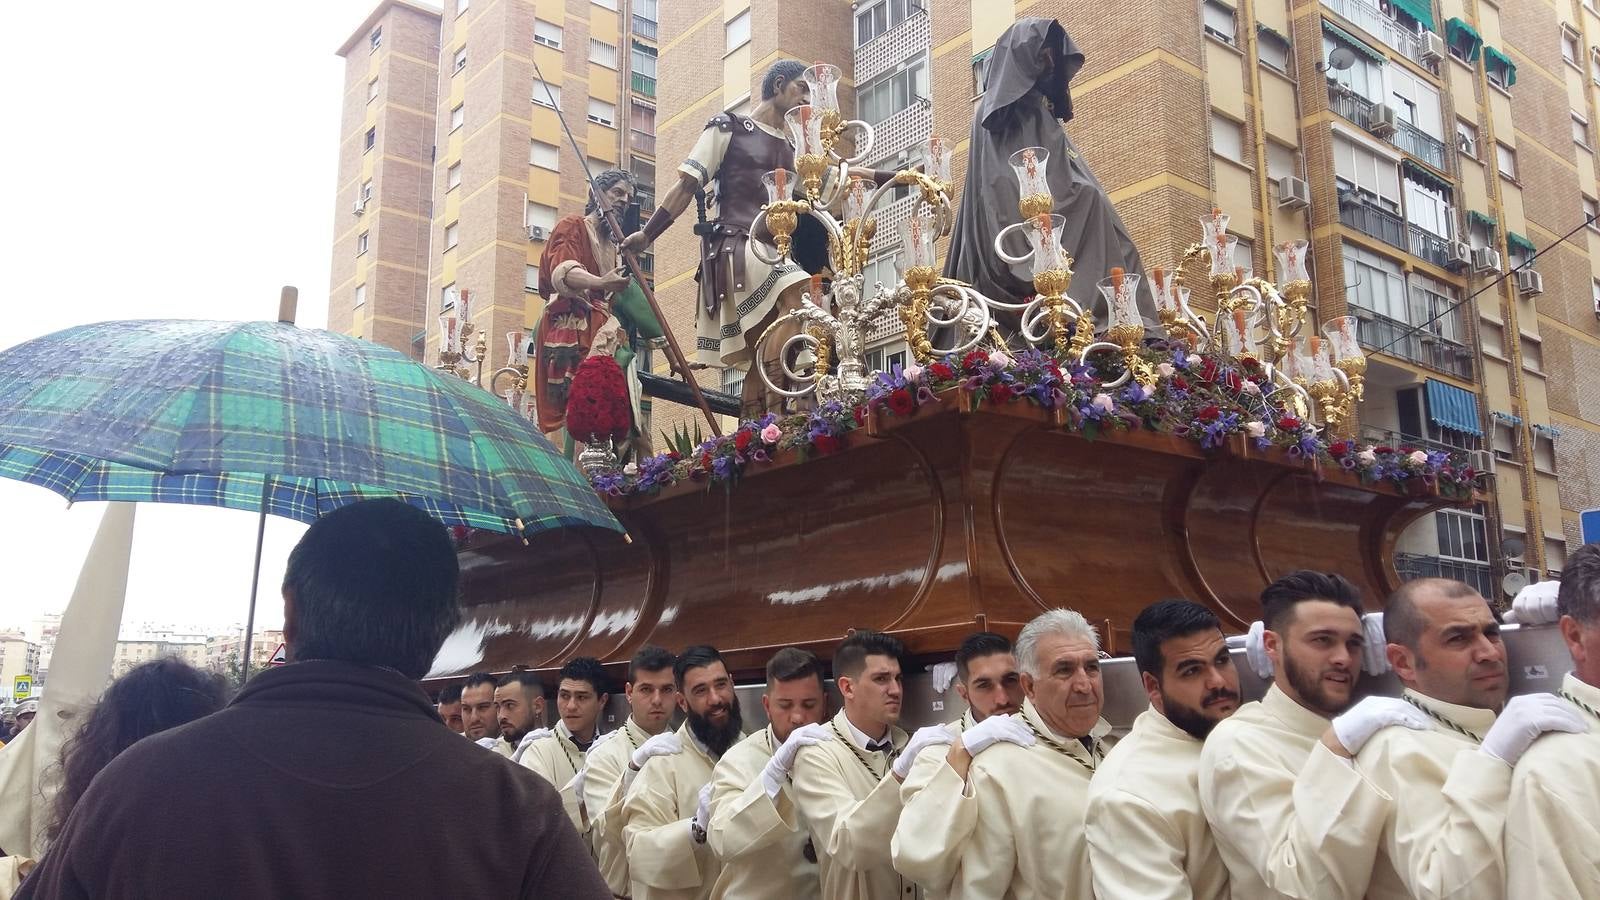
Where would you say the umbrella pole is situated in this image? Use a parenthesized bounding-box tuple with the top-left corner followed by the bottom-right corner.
(241, 481, 269, 681)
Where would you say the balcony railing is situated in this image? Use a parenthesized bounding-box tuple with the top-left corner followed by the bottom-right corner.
(1350, 304, 1475, 378)
(1407, 223, 1454, 269)
(1340, 197, 1408, 251)
(1328, 85, 1374, 126)
(1360, 424, 1480, 456)
(631, 129, 656, 156)
(631, 72, 657, 98)
(1395, 120, 1448, 170)
(632, 15, 657, 40)
(1321, 0, 1437, 70)
(1395, 552, 1495, 597)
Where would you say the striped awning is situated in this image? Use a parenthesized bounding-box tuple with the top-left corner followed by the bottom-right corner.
(1468, 210, 1498, 231)
(1446, 18, 1483, 62)
(1507, 232, 1537, 256)
(1390, 0, 1435, 31)
(1323, 20, 1388, 63)
(1533, 424, 1563, 439)
(1492, 411, 1523, 427)
(1426, 378, 1483, 436)
(1403, 159, 1452, 194)
(1484, 45, 1518, 86)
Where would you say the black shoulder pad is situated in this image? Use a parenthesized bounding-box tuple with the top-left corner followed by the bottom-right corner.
(707, 113, 735, 132)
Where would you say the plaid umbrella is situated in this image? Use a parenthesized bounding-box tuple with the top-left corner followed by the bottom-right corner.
(0, 319, 621, 537)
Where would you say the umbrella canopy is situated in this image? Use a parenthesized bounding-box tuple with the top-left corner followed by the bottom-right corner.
(0, 320, 621, 537)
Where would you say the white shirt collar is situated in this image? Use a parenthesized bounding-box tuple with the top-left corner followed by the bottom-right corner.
(841, 711, 891, 751)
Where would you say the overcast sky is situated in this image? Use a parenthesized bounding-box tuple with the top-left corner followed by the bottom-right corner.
(0, 0, 393, 636)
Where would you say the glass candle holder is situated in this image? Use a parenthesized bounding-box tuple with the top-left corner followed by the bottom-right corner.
(844, 177, 871, 222)
(1009, 147, 1053, 218)
(506, 330, 529, 367)
(1282, 337, 1313, 383)
(923, 135, 953, 184)
(1221, 309, 1256, 357)
(784, 106, 825, 162)
(1275, 239, 1311, 286)
(455, 288, 471, 322)
(763, 169, 796, 204)
(800, 64, 842, 115)
(898, 215, 939, 273)
(1322, 316, 1361, 362)
(1150, 267, 1187, 315)
(1199, 209, 1231, 247)
(1208, 236, 1239, 278)
(439, 313, 462, 354)
(1098, 269, 1145, 332)
(1025, 214, 1069, 279)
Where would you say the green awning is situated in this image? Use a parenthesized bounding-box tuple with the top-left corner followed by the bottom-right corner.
(1445, 18, 1483, 62)
(1390, 0, 1435, 31)
(1484, 45, 1518, 86)
(1468, 210, 1498, 231)
(1403, 159, 1452, 194)
(1323, 20, 1387, 63)
(1257, 22, 1289, 42)
(1507, 232, 1537, 255)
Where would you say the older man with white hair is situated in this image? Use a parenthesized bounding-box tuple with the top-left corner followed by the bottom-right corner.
(897, 608, 1112, 899)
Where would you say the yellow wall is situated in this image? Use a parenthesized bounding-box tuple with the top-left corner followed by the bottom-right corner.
(971, 0, 1016, 53)
(1261, 73, 1298, 144)
(1206, 44, 1247, 120)
(1214, 159, 1257, 235)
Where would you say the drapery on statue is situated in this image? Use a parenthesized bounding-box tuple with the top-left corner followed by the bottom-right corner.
(945, 17, 1157, 338)
(534, 168, 662, 456)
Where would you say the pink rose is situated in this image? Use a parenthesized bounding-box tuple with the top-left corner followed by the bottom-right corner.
(988, 350, 1012, 368)
(1157, 362, 1176, 378)
(1408, 450, 1429, 465)
(1092, 393, 1115, 413)
(1239, 379, 1261, 395)
(1245, 421, 1266, 438)
(760, 423, 782, 444)
(903, 364, 924, 383)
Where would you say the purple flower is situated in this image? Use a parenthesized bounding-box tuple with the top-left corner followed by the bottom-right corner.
(711, 455, 736, 480)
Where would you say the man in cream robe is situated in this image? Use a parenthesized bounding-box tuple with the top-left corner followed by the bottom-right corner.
(621, 646, 743, 900)
(582, 645, 679, 897)
(1506, 542, 1600, 898)
(520, 720, 594, 834)
(520, 657, 609, 839)
(705, 647, 829, 900)
(1086, 600, 1241, 899)
(788, 630, 911, 900)
(890, 632, 1025, 897)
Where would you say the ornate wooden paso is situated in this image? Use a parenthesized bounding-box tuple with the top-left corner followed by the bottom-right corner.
(438, 392, 1475, 677)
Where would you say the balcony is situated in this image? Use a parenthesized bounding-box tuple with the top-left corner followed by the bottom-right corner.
(1394, 120, 1447, 170)
(1340, 196, 1407, 252)
(1395, 552, 1494, 597)
(1322, 0, 1438, 71)
(632, 15, 657, 40)
(1327, 84, 1374, 127)
(1360, 424, 1480, 456)
(1407, 223, 1454, 269)
(1350, 304, 1475, 378)
(631, 72, 656, 98)
(631, 129, 656, 156)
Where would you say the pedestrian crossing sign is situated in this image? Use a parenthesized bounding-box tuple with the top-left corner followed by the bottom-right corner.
(13, 675, 31, 702)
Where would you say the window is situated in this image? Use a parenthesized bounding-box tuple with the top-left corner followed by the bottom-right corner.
(357, 232, 369, 255)
(532, 80, 561, 108)
(444, 221, 460, 250)
(1585, 195, 1599, 228)
(1257, 29, 1291, 72)
(534, 20, 563, 49)
(1592, 50, 1600, 85)
(354, 283, 367, 307)
(367, 77, 378, 102)
(1546, 537, 1567, 578)
(1456, 118, 1478, 158)
(453, 47, 467, 73)
(525, 201, 557, 232)
(450, 104, 464, 132)
(726, 10, 750, 52)
(1594, 277, 1600, 312)
(530, 140, 559, 169)
(632, 40, 658, 96)
(1563, 28, 1580, 65)
(721, 365, 746, 398)
(590, 39, 618, 68)
(1388, 66, 1443, 139)
(1324, 32, 1386, 104)
(631, 102, 656, 136)
(1487, 50, 1515, 90)
(1211, 114, 1246, 164)
(1412, 272, 1463, 342)
(593, 0, 617, 8)
(863, 252, 900, 290)
(1467, 213, 1496, 249)
(1343, 243, 1408, 320)
(1404, 173, 1453, 239)
(447, 162, 461, 190)
(857, 59, 929, 125)
(370, 27, 381, 51)
(1491, 416, 1518, 458)
(441, 283, 456, 311)
(973, 50, 992, 96)
(526, 264, 540, 292)
(1496, 142, 1517, 179)
(1521, 334, 1544, 372)
(363, 127, 376, 151)
(457, 0, 468, 14)
(1266, 141, 1298, 180)
(588, 99, 617, 127)
(856, 0, 921, 46)
(360, 180, 373, 203)
(1532, 428, 1557, 472)
(1575, 112, 1591, 148)
(1479, 318, 1505, 357)
(1203, 1, 1237, 45)
(1436, 508, 1490, 566)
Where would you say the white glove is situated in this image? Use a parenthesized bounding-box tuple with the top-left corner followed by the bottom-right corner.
(691, 782, 714, 840)
(511, 727, 552, 763)
(631, 732, 682, 770)
(1245, 620, 1274, 679)
(1481, 693, 1588, 765)
(1511, 582, 1561, 626)
(761, 723, 831, 798)
(930, 661, 959, 694)
(893, 725, 956, 780)
(591, 727, 620, 748)
(1330, 696, 1430, 755)
(475, 736, 500, 750)
(959, 714, 1035, 757)
(1361, 613, 1390, 675)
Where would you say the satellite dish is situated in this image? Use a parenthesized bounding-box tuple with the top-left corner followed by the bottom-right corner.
(1326, 47, 1358, 71)
(1502, 570, 1530, 599)
(1502, 535, 1527, 559)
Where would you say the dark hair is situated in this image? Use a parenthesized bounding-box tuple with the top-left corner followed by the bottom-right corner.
(282, 499, 461, 679)
(1260, 570, 1363, 632)
(437, 682, 462, 704)
(1385, 578, 1483, 651)
(762, 59, 808, 100)
(585, 169, 636, 215)
(461, 672, 499, 695)
(498, 670, 544, 693)
(630, 645, 675, 682)
(49, 659, 229, 842)
(560, 656, 609, 695)
(766, 647, 824, 688)
(954, 632, 1013, 681)
(674, 645, 726, 687)
(1560, 543, 1600, 626)
(833, 630, 905, 681)
(1132, 600, 1223, 677)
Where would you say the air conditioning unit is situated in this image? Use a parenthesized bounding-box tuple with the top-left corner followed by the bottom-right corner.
(527, 225, 547, 242)
(1457, 135, 1475, 155)
(1367, 103, 1399, 137)
(1277, 175, 1311, 210)
(1471, 246, 1502, 274)
(1467, 449, 1496, 476)
(1446, 241, 1472, 271)
(1420, 31, 1446, 63)
(352, 198, 367, 217)
(1516, 267, 1544, 295)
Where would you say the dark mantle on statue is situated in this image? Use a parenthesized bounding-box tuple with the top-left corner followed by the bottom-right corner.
(439, 396, 1474, 679)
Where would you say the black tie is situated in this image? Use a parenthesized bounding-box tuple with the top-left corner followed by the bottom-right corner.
(866, 738, 891, 753)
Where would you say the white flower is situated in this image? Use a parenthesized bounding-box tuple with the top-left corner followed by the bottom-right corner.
(988, 350, 1012, 368)
(1408, 449, 1429, 465)
(1357, 449, 1378, 465)
(623, 462, 639, 476)
(1239, 379, 1261, 395)
(1157, 362, 1176, 378)
(903, 364, 924, 383)
(1245, 421, 1266, 438)
(1092, 393, 1115, 413)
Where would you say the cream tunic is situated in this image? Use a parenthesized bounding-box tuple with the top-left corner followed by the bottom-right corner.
(518, 720, 592, 837)
(705, 726, 819, 900)
(1198, 683, 1336, 899)
(1506, 673, 1600, 900)
(890, 711, 974, 898)
(788, 709, 912, 900)
(585, 716, 654, 897)
(1086, 707, 1231, 900)
(621, 722, 731, 900)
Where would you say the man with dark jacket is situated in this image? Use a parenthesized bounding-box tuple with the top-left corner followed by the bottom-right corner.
(18, 499, 610, 899)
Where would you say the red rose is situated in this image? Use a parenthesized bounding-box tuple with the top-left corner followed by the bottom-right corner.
(812, 433, 841, 455)
(1329, 440, 1351, 457)
(1171, 376, 1191, 391)
(989, 383, 1014, 405)
(734, 430, 752, 451)
(667, 450, 682, 461)
(1375, 445, 1395, 455)
(852, 405, 867, 426)
(1239, 356, 1261, 371)
(565, 356, 632, 441)
(1223, 370, 1243, 393)
(961, 350, 988, 374)
(1199, 357, 1220, 383)
(699, 453, 713, 470)
(1399, 445, 1416, 455)
(930, 362, 955, 380)
(888, 387, 915, 416)
(1276, 416, 1302, 432)
(1197, 405, 1221, 422)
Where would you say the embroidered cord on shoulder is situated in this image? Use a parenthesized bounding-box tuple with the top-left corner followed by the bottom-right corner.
(829, 718, 886, 778)
(1020, 717, 1099, 774)
(1560, 690, 1600, 725)
(1402, 694, 1483, 743)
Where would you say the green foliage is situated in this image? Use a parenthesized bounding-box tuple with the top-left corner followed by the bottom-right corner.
(660, 422, 704, 458)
